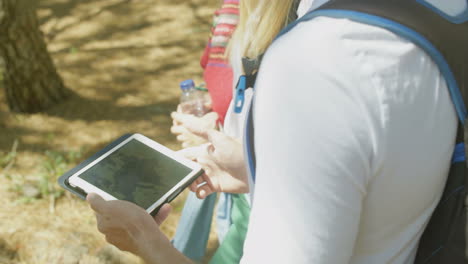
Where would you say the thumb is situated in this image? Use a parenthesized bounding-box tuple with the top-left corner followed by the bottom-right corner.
(171, 112, 197, 127)
(205, 129, 230, 149)
(87, 193, 108, 214)
(171, 112, 206, 135)
(184, 122, 208, 138)
(183, 126, 224, 145)
(204, 111, 219, 122)
(176, 144, 207, 160)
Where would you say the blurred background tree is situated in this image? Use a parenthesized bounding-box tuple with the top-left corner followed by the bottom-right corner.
(0, 0, 69, 113)
(0, 0, 218, 262)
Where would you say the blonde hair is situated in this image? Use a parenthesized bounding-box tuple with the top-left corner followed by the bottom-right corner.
(229, 0, 296, 62)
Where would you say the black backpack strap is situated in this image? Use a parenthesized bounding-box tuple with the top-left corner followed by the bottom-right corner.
(275, 0, 468, 122)
(234, 56, 262, 114)
(306, 2, 468, 262)
(320, 0, 468, 120)
(415, 126, 467, 263)
(244, 0, 468, 262)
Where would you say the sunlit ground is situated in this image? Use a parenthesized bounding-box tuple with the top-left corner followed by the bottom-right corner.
(0, 0, 218, 263)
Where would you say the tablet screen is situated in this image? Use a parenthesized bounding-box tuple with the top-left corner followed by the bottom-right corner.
(77, 139, 192, 209)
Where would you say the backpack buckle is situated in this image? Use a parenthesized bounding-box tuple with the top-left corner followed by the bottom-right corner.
(234, 75, 247, 113)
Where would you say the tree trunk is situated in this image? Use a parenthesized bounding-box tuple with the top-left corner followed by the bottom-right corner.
(0, 0, 69, 113)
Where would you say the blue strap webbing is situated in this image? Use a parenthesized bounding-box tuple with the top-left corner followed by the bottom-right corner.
(276, 9, 467, 124)
(234, 76, 247, 113)
(416, 0, 468, 24)
(452, 143, 466, 164)
(246, 9, 468, 185)
(245, 97, 256, 183)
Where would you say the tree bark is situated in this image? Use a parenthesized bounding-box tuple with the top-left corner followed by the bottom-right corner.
(0, 0, 69, 113)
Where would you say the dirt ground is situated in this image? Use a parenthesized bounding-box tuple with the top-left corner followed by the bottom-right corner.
(0, 0, 219, 263)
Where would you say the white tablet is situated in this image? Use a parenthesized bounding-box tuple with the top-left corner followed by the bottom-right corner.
(66, 133, 203, 215)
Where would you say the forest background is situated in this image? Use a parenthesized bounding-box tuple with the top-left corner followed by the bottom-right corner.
(0, 0, 219, 263)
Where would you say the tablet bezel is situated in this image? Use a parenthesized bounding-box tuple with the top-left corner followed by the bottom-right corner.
(67, 133, 203, 214)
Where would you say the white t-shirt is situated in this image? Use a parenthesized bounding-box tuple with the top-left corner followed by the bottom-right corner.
(237, 1, 460, 263)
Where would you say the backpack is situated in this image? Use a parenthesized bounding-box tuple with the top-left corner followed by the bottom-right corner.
(241, 0, 468, 262)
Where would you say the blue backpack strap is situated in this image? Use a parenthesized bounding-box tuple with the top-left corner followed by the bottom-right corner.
(245, 100, 256, 183)
(246, 0, 468, 181)
(244, 0, 468, 262)
(303, 3, 468, 263)
(234, 57, 263, 114)
(276, 4, 467, 123)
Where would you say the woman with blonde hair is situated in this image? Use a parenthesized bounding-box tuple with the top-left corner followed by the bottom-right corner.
(87, 1, 297, 263)
(86, 0, 462, 263)
(170, 0, 243, 262)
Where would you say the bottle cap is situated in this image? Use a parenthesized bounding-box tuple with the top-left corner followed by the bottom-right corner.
(180, 79, 195, 91)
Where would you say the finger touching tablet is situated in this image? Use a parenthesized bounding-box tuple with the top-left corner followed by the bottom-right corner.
(61, 133, 203, 216)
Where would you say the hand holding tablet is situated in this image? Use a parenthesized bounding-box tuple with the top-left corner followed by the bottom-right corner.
(58, 133, 204, 216)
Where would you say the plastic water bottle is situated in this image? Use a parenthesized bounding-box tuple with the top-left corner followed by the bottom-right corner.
(179, 79, 209, 117)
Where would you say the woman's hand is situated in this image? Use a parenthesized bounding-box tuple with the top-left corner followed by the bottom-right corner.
(86, 194, 191, 264)
(170, 109, 219, 148)
(178, 128, 249, 198)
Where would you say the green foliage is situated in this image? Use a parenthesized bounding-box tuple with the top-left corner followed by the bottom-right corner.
(6, 148, 85, 203)
(6, 174, 34, 204)
(173, 201, 185, 213)
(38, 149, 84, 199)
(69, 47, 78, 54)
(0, 140, 18, 170)
(0, 148, 17, 169)
(15, 196, 37, 204)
